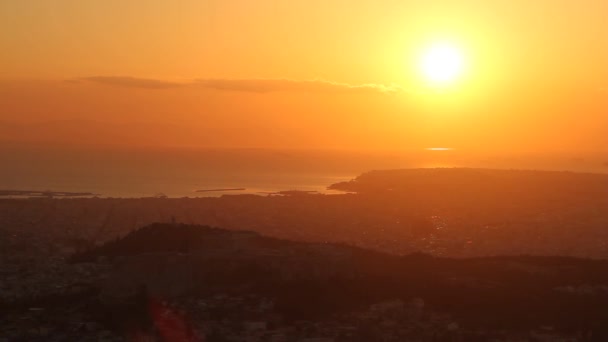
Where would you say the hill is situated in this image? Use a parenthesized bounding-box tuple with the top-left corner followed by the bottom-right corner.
(71, 223, 608, 335)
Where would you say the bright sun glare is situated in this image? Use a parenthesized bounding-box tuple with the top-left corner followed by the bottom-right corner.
(419, 42, 464, 85)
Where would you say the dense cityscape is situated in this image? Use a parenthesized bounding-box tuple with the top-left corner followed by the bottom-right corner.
(2, 169, 608, 340)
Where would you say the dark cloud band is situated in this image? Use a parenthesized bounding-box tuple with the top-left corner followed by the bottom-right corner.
(78, 76, 402, 94)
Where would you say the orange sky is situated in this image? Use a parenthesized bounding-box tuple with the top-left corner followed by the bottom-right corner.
(1, 0, 607, 152)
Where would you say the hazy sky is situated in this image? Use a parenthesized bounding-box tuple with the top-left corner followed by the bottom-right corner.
(1, 0, 607, 152)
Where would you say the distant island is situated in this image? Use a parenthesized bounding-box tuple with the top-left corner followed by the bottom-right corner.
(328, 167, 608, 194)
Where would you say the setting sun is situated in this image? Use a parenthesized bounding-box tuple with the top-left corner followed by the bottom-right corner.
(419, 42, 464, 85)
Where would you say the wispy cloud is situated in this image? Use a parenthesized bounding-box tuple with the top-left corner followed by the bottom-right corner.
(194, 78, 403, 94)
(78, 76, 402, 94)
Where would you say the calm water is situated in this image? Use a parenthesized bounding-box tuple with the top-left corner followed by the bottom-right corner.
(1, 146, 606, 198)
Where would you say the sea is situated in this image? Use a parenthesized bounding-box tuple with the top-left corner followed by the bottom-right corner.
(1, 146, 606, 198)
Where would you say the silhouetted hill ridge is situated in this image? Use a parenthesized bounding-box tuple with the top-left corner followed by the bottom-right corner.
(68, 223, 608, 331)
(72, 222, 608, 282)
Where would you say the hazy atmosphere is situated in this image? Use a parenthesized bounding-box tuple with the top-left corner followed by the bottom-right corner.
(2, 1, 608, 341)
